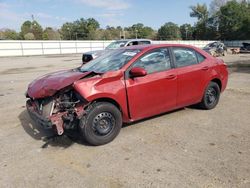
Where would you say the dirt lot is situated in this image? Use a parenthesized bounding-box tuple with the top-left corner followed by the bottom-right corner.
(0, 53, 250, 188)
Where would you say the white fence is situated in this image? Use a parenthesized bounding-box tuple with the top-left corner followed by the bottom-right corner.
(0, 40, 247, 57)
(0, 40, 112, 57)
(153, 40, 215, 48)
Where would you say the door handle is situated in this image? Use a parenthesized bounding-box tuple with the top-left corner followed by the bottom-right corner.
(202, 66, 209, 70)
(165, 74, 176, 79)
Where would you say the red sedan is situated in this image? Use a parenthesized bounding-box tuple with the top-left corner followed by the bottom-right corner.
(26, 44, 228, 145)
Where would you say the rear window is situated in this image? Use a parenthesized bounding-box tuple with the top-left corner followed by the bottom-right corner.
(173, 48, 198, 68)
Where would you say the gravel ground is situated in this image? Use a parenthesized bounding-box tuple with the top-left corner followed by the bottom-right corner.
(0, 53, 250, 188)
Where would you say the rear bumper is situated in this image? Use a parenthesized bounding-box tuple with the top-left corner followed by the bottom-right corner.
(26, 100, 53, 129)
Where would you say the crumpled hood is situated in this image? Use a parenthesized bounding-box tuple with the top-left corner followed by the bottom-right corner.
(27, 69, 91, 99)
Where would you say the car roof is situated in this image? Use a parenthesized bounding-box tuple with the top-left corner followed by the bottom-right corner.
(123, 44, 198, 51)
(116, 39, 152, 42)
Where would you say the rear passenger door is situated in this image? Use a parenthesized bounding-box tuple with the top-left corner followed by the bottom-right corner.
(172, 47, 209, 107)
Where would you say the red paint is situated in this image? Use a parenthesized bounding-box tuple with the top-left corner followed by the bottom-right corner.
(129, 67, 147, 77)
(73, 70, 130, 122)
(27, 44, 228, 124)
(27, 69, 91, 99)
(125, 68, 177, 120)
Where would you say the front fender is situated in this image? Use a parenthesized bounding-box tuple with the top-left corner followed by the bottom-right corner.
(73, 73, 130, 122)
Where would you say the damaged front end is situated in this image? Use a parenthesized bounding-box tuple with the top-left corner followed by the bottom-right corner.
(26, 88, 88, 135)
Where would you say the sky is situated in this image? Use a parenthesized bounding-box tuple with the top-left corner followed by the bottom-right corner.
(0, 0, 212, 31)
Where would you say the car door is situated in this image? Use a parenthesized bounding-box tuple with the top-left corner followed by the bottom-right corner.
(125, 48, 177, 120)
(171, 47, 209, 107)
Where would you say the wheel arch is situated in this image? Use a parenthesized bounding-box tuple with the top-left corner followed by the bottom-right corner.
(91, 97, 122, 112)
(211, 78, 222, 91)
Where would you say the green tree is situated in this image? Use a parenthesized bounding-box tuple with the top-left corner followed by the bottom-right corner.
(86, 18, 100, 31)
(20, 20, 43, 40)
(24, 33, 35, 40)
(240, 16, 250, 39)
(190, 0, 250, 40)
(179, 24, 194, 40)
(190, 3, 220, 40)
(190, 3, 210, 39)
(104, 26, 120, 39)
(126, 23, 154, 39)
(43, 27, 61, 40)
(218, 0, 250, 39)
(42, 32, 49, 40)
(60, 22, 74, 40)
(32, 21, 43, 40)
(20, 21, 32, 39)
(157, 22, 181, 40)
(0, 29, 19, 39)
(60, 18, 100, 40)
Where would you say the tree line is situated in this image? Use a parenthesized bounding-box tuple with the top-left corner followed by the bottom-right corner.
(0, 0, 249, 40)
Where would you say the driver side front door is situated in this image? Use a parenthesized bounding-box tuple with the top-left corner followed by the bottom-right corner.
(125, 48, 177, 121)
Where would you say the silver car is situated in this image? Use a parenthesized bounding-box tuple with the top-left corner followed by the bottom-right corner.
(82, 39, 152, 63)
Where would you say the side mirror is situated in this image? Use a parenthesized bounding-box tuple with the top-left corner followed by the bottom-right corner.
(129, 67, 147, 78)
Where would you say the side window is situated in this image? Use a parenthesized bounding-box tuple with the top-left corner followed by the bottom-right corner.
(127, 42, 133, 46)
(196, 52, 206, 63)
(173, 48, 198, 68)
(132, 48, 171, 74)
(138, 41, 151, 45)
(127, 41, 139, 46)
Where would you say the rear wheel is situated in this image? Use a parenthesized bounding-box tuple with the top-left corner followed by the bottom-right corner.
(79, 102, 122, 146)
(199, 82, 220, 110)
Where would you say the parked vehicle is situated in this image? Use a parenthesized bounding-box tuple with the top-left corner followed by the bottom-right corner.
(240, 42, 250, 53)
(26, 44, 228, 145)
(105, 39, 152, 49)
(203, 42, 227, 57)
(82, 39, 152, 64)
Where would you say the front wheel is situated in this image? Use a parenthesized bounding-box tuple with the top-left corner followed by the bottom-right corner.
(199, 82, 220, 110)
(79, 102, 122, 146)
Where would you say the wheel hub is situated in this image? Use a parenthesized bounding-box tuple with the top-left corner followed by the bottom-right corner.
(92, 112, 115, 135)
(206, 87, 217, 104)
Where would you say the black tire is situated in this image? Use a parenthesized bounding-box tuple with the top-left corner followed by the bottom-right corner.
(199, 82, 220, 110)
(79, 102, 122, 146)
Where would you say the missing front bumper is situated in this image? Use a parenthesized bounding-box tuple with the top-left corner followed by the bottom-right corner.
(26, 100, 64, 135)
(26, 100, 53, 129)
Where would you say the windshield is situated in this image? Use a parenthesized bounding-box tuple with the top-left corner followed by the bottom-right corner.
(106, 40, 128, 49)
(205, 42, 218, 48)
(80, 49, 140, 73)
